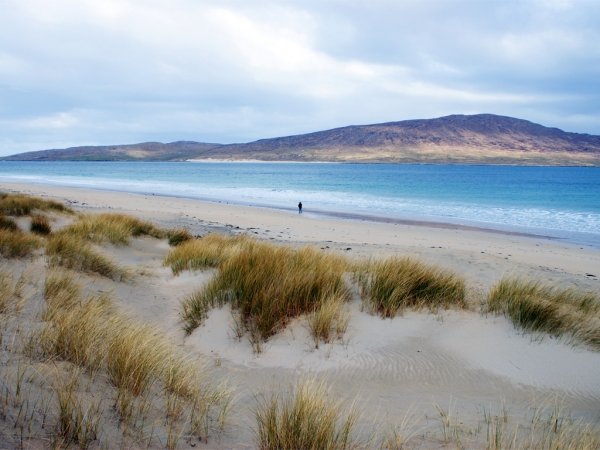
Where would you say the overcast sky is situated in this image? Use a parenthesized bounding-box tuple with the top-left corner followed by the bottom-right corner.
(1, 0, 599, 155)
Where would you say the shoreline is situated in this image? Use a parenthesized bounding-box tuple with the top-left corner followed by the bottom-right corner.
(187, 158, 342, 163)
(1, 177, 587, 246)
(303, 207, 556, 240)
(2, 180, 599, 294)
(2, 162, 599, 249)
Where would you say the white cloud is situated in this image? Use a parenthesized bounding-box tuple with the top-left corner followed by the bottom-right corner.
(534, 0, 574, 11)
(498, 29, 589, 70)
(22, 112, 79, 130)
(0, 0, 598, 155)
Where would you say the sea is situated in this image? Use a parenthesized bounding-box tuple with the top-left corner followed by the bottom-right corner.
(1, 161, 599, 247)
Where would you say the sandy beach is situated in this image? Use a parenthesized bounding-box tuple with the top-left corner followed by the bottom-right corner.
(5, 181, 599, 292)
(1, 181, 599, 448)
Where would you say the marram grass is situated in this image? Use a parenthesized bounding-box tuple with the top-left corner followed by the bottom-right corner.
(0, 271, 15, 313)
(43, 271, 83, 321)
(356, 257, 467, 317)
(33, 272, 231, 438)
(106, 321, 173, 396)
(53, 369, 102, 449)
(36, 271, 111, 369)
(255, 378, 358, 450)
(167, 227, 193, 246)
(181, 237, 349, 344)
(307, 293, 349, 348)
(0, 228, 42, 258)
(0, 214, 18, 231)
(181, 288, 225, 334)
(46, 233, 124, 279)
(39, 293, 114, 370)
(30, 214, 52, 235)
(0, 192, 72, 215)
(488, 278, 600, 349)
(63, 212, 165, 245)
(165, 233, 252, 274)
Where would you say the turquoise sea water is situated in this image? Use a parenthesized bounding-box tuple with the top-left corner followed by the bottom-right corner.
(1, 161, 599, 246)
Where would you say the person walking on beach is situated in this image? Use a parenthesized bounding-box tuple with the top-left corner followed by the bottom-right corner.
(298, 202, 302, 214)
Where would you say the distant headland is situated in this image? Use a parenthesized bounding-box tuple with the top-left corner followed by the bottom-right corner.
(3, 114, 600, 166)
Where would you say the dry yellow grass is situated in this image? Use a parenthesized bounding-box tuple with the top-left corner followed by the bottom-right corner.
(30, 214, 52, 235)
(255, 378, 358, 450)
(0, 271, 15, 314)
(0, 214, 18, 231)
(53, 368, 102, 449)
(0, 192, 72, 216)
(356, 257, 467, 317)
(487, 278, 600, 349)
(441, 400, 600, 450)
(307, 293, 349, 349)
(1, 201, 600, 448)
(63, 212, 165, 245)
(0, 228, 42, 258)
(165, 233, 252, 274)
(39, 296, 113, 370)
(181, 237, 350, 346)
(107, 321, 172, 396)
(43, 271, 81, 317)
(33, 271, 231, 439)
(46, 233, 124, 279)
(33, 271, 111, 369)
(167, 228, 193, 246)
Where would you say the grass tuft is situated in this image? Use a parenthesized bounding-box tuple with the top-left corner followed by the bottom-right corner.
(106, 322, 171, 396)
(46, 233, 123, 279)
(307, 293, 349, 348)
(165, 233, 251, 274)
(35, 273, 231, 438)
(0, 228, 42, 258)
(43, 271, 82, 321)
(30, 214, 52, 235)
(0, 214, 18, 231)
(54, 369, 102, 449)
(356, 257, 466, 317)
(0, 192, 72, 215)
(35, 273, 113, 369)
(181, 289, 226, 335)
(487, 278, 600, 349)
(63, 213, 165, 245)
(167, 228, 193, 246)
(181, 237, 349, 344)
(255, 378, 357, 450)
(0, 271, 15, 314)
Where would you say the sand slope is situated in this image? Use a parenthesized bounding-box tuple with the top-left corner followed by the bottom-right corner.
(1, 182, 599, 448)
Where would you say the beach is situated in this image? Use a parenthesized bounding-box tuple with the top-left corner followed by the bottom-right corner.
(1, 181, 600, 448)
(4, 181, 599, 292)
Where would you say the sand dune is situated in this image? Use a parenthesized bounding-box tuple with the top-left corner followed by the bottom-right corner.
(1, 181, 599, 448)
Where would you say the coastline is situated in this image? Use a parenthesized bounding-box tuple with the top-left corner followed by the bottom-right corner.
(1, 176, 587, 245)
(186, 158, 342, 163)
(2, 162, 599, 249)
(2, 180, 599, 294)
(2, 181, 600, 447)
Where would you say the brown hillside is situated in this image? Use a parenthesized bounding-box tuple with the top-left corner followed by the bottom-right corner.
(5, 114, 600, 165)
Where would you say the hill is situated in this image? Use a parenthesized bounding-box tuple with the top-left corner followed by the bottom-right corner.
(4, 114, 600, 165)
(2, 141, 223, 162)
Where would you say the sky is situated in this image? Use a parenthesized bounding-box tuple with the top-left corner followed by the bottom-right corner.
(1, 0, 599, 156)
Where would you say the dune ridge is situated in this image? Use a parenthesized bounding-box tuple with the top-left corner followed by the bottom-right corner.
(0, 183, 599, 448)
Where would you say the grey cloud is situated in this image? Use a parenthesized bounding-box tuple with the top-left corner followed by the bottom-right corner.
(0, 0, 599, 155)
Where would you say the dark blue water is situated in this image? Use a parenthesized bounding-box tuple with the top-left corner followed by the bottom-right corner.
(1, 161, 599, 245)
